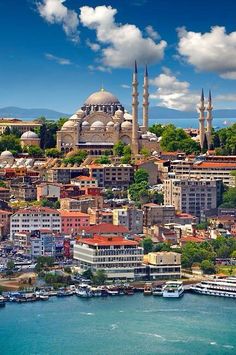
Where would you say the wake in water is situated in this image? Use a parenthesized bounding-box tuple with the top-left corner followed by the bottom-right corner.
(80, 312, 95, 316)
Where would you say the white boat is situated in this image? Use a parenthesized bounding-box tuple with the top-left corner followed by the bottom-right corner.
(143, 283, 152, 296)
(152, 283, 165, 296)
(191, 277, 236, 298)
(76, 284, 92, 298)
(162, 281, 184, 298)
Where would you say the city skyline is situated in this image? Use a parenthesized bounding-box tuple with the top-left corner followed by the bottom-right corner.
(0, 0, 236, 112)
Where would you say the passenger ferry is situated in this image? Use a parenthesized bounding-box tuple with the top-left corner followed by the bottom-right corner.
(162, 281, 184, 298)
(191, 277, 236, 298)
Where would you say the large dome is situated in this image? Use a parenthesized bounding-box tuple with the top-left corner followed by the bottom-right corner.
(21, 131, 39, 139)
(84, 89, 120, 106)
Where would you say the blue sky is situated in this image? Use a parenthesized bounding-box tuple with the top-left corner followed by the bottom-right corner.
(0, 0, 236, 113)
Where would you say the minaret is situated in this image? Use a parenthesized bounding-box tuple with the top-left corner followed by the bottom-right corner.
(206, 90, 213, 149)
(198, 89, 205, 150)
(142, 65, 149, 132)
(131, 61, 139, 155)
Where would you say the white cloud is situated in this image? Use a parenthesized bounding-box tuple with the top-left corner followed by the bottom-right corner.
(121, 84, 130, 89)
(45, 53, 71, 65)
(215, 93, 236, 102)
(150, 70, 199, 111)
(145, 25, 160, 40)
(79, 5, 166, 68)
(177, 26, 236, 79)
(86, 39, 101, 52)
(37, 0, 79, 42)
(88, 65, 111, 73)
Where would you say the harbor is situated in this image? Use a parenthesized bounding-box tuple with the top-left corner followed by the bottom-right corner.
(0, 293, 236, 355)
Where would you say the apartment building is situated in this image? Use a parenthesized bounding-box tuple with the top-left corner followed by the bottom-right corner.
(59, 210, 90, 235)
(74, 236, 144, 280)
(164, 178, 223, 219)
(0, 187, 10, 201)
(0, 209, 12, 239)
(10, 207, 61, 239)
(113, 207, 143, 234)
(142, 203, 175, 227)
(87, 164, 134, 187)
(171, 160, 236, 186)
(71, 175, 98, 188)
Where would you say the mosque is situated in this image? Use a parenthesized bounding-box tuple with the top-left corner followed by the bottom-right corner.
(56, 62, 158, 155)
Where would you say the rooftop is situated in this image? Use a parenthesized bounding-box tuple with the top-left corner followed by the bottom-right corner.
(77, 235, 138, 247)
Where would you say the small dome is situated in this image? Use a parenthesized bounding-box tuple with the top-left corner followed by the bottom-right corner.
(1, 150, 13, 158)
(84, 90, 120, 106)
(90, 121, 105, 129)
(61, 120, 76, 130)
(121, 121, 132, 130)
(75, 109, 85, 119)
(21, 131, 38, 139)
(81, 121, 90, 126)
(115, 109, 124, 117)
(107, 121, 114, 127)
(124, 112, 133, 121)
(70, 114, 79, 121)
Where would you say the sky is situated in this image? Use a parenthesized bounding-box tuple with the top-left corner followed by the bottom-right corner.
(0, 0, 236, 113)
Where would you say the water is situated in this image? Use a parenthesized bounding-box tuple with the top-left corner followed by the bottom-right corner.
(147, 117, 235, 129)
(0, 294, 236, 355)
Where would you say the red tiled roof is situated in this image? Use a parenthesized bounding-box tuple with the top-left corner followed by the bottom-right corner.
(59, 210, 89, 218)
(14, 207, 59, 214)
(78, 223, 129, 234)
(195, 162, 236, 169)
(77, 235, 138, 247)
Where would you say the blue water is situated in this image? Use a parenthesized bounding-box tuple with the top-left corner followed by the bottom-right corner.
(0, 294, 236, 354)
(147, 117, 236, 129)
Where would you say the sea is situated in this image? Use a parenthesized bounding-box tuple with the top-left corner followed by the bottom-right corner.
(147, 117, 235, 129)
(0, 293, 236, 355)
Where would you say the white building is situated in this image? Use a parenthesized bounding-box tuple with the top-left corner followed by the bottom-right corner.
(10, 207, 61, 239)
(74, 236, 143, 280)
(30, 230, 56, 258)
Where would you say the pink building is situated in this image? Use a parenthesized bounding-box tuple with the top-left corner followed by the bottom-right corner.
(59, 210, 90, 235)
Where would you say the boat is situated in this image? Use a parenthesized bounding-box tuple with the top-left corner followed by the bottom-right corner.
(76, 284, 92, 298)
(162, 281, 184, 298)
(123, 284, 134, 295)
(91, 287, 102, 297)
(0, 296, 6, 308)
(57, 288, 74, 297)
(143, 283, 152, 296)
(152, 283, 165, 296)
(106, 286, 120, 296)
(191, 277, 236, 298)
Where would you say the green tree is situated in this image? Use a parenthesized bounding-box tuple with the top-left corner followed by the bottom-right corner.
(142, 237, 153, 254)
(95, 155, 111, 164)
(92, 270, 107, 285)
(134, 168, 149, 184)
(140, 147, 151, 157)
(113, 141, 125, 156)
(82, 269, 93, 280)
(220, 187, 236, 208)
(57, 117, 69, 129)
(149, 123, 164, 137)
(45, 148, 61, 158)
(231, 250, 236, 258)
(7, 260, 15, 271)
(63, 150, 88, 165)
(0, 134, 21, 153)
(0, 181, 6, 188)
(201, 260, 216, 274)
(28, 145, 44, 157)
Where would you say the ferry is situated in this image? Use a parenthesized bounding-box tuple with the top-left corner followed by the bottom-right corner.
(191, 277, 236, 298)
(162, 281, 184, 298)
(143, 283, 152, 296)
